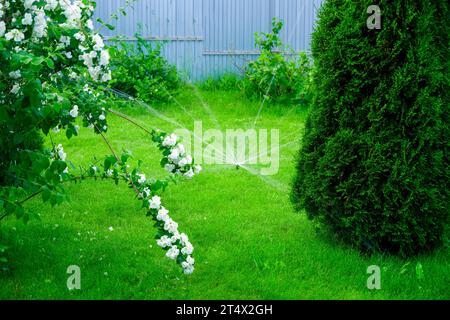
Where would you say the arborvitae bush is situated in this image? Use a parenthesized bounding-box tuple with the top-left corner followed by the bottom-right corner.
(292, 0, 449, 256)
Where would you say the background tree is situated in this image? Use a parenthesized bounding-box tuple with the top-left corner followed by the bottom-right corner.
(292, 0, 449, 256)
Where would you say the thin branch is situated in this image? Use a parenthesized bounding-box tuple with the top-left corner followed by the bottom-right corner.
(94, 124, 141, 195)
(48, 131, 56, 152)
(14, 174, 125, 209)
(95, 124, 120, 161)
(18, 190, 43, 205)
(0, 213, 10, 222)
(107, 108, 153, 136)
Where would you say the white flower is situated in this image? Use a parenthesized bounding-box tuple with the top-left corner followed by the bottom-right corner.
(44, 0, 58, 11)
(69, 105, 79, 118)
(162, 134, 177, 147)
(60, 35, 70, 47)
(164, 164, 176, 173)
(99, 113, 106, 121)
(88, 66, 101, 81)
(149, 195, 161, 209)
(142, 187, 151, 198)
(108, 226, 114, 232)
(168, 149, 180, 162)
(183, 169, 195, 179)
(165, 246, 180, 260)
(5, 29, 25, 42)
(182, 260, 194, 274)
(101, 71, 111, 83)
(99, 50, 110, 66)
(0, 21, 5, 37)
(157, 236, 172, 249)
(32, 11, 47, 39)
(74, 32, 85, 42)
(180, 233, 189, 246)
(106, 169, 113, 177)
(22, 13, 33, 26)
(68, 71, 78, 80)
(24, 0, 36, 10)
(183, 265, 194, 274)
(193, 164, 202, 174)
(10, 84, 20, 95)
(176, 144, 186, 155)
(170, 232, 181, 243)
(156, 207, 170, 222)
(186, 255, 195, 265)
(62, 2, 82, 28)
(92, 33, 104, 50)
(164, 219, 179, 234)
(178, 155, 193, 167)
(9, 70, 21, 79)
(181, 242, 194, 255)
(86, 19, 94, 30)
(137, 173, 146, 185)
(56, 144, 66, 161)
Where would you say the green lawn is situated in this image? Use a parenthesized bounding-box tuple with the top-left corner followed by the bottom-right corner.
(0, 87, 448, 299)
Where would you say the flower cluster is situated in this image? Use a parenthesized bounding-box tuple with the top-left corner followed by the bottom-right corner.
(53, 144, 67, 161)
(150, 194, 195, 275)
(82, 140, 201, 275)
(131, 160, 198, 274)
(155, 132, 202, 179)
(1, 0, 111, 130)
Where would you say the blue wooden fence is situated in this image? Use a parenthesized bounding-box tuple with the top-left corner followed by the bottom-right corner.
(94, 0, 324, 81)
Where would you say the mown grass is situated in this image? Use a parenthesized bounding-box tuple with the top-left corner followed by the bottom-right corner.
(0, 87, 448, 299)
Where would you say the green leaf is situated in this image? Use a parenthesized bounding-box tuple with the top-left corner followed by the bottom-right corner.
(46, 58, 55, 69)
(42, 188, 51, 203)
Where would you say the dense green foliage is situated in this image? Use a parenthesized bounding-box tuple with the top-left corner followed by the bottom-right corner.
(242, 18, 313, 104)
(293, 0, 449, 256)
(0, 128, 43, 187)
(109, 35, 180, 103)
(199, 73, 242, 92)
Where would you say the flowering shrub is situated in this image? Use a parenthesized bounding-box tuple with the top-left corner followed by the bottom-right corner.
(1, 0, 111, 187)
(0, 0, 201, 274)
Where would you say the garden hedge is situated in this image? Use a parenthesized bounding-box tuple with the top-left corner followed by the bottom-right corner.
(292, 0, 449, 256)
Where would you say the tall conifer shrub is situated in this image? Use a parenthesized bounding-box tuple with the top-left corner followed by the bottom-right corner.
(292, 0, 449, 256)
